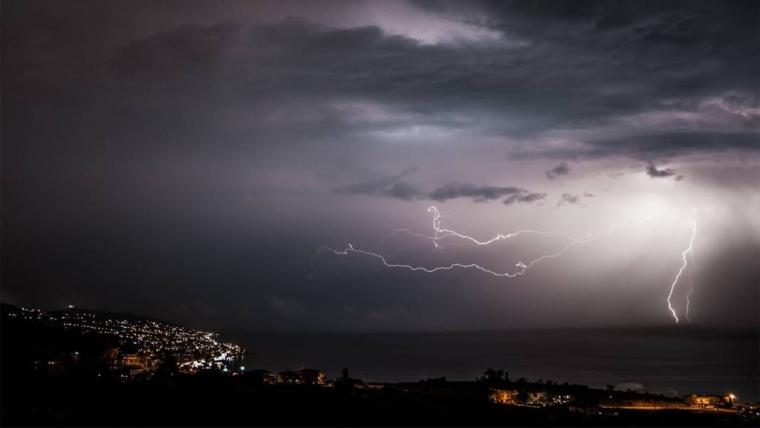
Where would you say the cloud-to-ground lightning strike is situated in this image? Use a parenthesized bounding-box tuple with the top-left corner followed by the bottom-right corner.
(666, 221, 697, 324)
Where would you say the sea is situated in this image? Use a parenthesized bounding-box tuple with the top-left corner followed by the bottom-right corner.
(236, 327, 759, 401)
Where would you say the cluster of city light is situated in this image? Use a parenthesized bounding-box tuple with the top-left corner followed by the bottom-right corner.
(16, 307, 242, 363)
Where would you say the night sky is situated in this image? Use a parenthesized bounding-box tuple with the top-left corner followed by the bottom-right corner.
(3, 0, 759, 332)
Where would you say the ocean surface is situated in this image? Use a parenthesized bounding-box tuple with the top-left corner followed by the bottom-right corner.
(235, 327, 759, 401)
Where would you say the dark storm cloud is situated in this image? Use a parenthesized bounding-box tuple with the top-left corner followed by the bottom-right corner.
(93, 0, 757, 160)
(645, 163, 679, 179)
(336, 174, 545, 205)
(545, 162, 570, 180)
(503, 192, 546, 205)
(572, 131, 759, 160)
(333, 167, 421, 200)
(386, 181, 421, 200)
(428, 183, 524, 203)
(4, 0, 759, 332)
(7, 0, 758, 150)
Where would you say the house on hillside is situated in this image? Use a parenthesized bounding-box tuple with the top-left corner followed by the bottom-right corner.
(687, 394, 734, 409)
(121, 350, 157, 378)
(527, 391, 550, 406)
(489, 389, 519, 405)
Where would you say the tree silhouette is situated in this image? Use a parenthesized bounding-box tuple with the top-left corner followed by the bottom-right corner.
(480, 368, 510, 387)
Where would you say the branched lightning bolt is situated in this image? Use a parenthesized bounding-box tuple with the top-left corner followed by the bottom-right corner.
(378, 208, 575, 250)
(666, 221, 697, 324)
(310, 206, 641, 280)
(312, 207, 700, 325)
(313, 234, 592, 278)
(426, 206, 578, 249)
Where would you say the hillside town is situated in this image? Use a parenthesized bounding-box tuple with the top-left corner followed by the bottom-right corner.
(5, 304, 244, 379)
(2, 303, 757, 426)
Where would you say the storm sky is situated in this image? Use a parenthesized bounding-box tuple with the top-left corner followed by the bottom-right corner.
(3, 0, 759, 332)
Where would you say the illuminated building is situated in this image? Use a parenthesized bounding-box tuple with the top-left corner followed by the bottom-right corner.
(687, 395, 724, 409)
(489, 389, 519, 404)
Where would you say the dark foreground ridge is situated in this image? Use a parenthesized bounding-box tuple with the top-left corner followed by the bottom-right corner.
(2, 304, 757, 427)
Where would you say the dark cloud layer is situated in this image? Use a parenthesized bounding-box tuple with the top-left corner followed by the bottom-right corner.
(427, 183, 524, 203)
(12, 0, 755, 159)
(503, 192, 546, 205)
(3, 0, 758, 331)
(336, 172, 546, 205)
